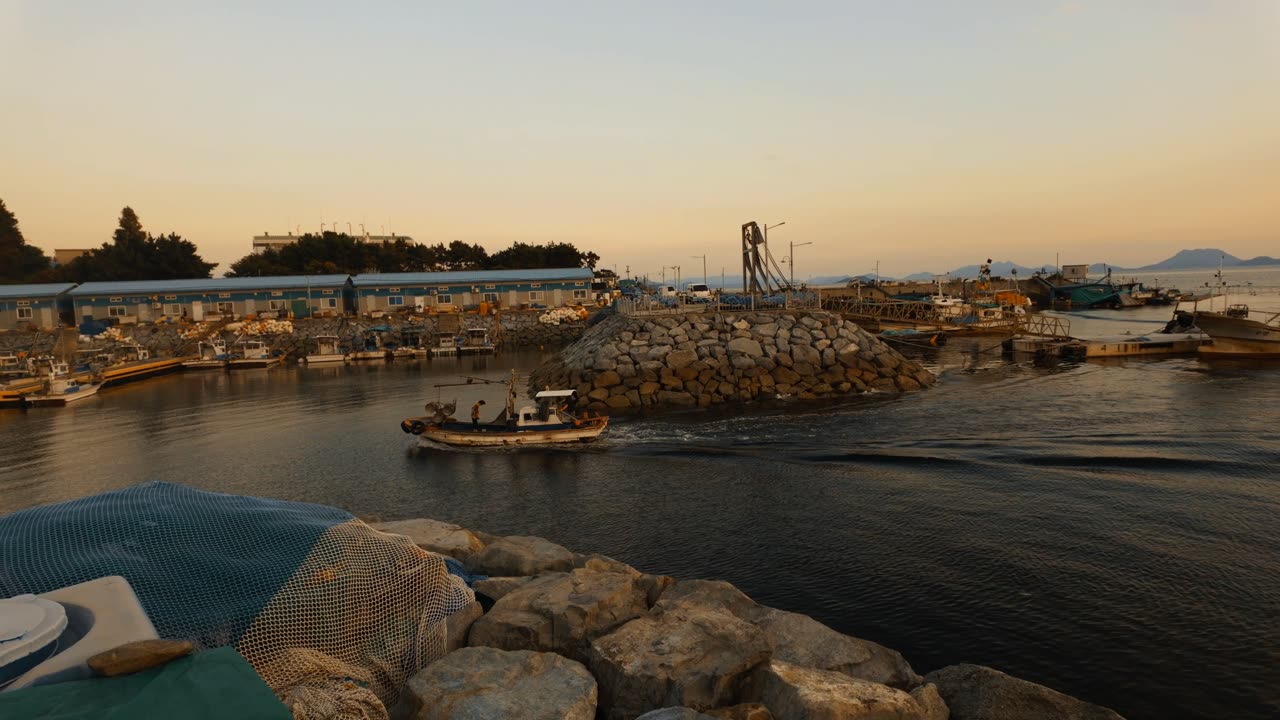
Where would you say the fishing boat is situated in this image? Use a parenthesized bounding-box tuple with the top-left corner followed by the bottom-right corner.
(349, 328, 391, 361)
(400, 372, 607, 446)
(23, 359, 100, 407)
(228, 340, 280, 369)
(430, 332, 460, 357)
(458, 328, 495, 354)
(1194, 307, 1280, 357)
(184, 339, 229, 370)
(303, 335, 346, 364)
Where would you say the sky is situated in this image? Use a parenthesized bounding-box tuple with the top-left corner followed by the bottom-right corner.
(2, 0, 1277, 279)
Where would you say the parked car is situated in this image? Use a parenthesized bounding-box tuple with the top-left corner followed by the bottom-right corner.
(684, 283, 712, 300)
(657, 285, 678, 298)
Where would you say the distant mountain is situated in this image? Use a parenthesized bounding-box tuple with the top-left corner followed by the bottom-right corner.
(1237, 255, 1280, 267)
(1129, 248, 1242, 271)
(807, 274, 855, 286)
(900, 261, 1047, 282)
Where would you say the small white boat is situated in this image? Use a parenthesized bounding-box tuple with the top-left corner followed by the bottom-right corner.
(348, 329, 390, 361)
(401, 374, 607, 446)
(458, 328, 495, 354)
(430, 332, 459, 357)
(24, 365, 100, 407)
(1195, 308, 1280, 357)
(228, 340, 280, 369)
(303, 335, 347, 364)
(184, 340, 229, 370)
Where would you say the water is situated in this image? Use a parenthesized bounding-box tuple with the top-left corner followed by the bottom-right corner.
(2, 302, 1279, 719)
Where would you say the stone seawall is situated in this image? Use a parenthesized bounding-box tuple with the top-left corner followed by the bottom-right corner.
(528, 310, 936, 412)
(0, 309, 588, 361)
(373, 517, 1127, 720)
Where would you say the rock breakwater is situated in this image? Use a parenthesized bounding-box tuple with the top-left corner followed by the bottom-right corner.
(373, 517, 1127, 720)
(528, 310, 935, 412)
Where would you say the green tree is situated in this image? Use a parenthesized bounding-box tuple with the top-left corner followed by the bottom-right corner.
(58, 207, 215, 282)
(0, 198, 53, 283)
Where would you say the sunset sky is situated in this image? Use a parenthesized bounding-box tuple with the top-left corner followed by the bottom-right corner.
(3, 1, 1277, 279)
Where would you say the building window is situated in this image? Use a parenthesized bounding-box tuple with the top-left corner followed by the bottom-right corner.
(17, 307, 33, 320)
(219, 292, 231, 299)
(216, 302, 234, 314)
(322, 290, 334, 295)
(574, 281, 585, 286)
(482, 293, 498, 303)
(528, 291, 543, 302)
(320, 298, 338, 309)
(16, 300, 30, 306)
(164, 304, 182, 316)
(388, 296, 404, 306)
(436, 294, 452, 305)
(437, 286, 449, 291)
(108, 305, 127, 317)
(271, 291, 283, 297)
(389, 287, 401, 292)
(530, 283, 541, 289)
(109, 297, 122, 303)
(268, 299, 286, 311)
(164, 295, 177, 301)
(484, 284, 496, 290)
(572, 289, 588, 300)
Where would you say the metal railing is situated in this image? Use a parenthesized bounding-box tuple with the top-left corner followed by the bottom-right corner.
(615, 290, 822, 317)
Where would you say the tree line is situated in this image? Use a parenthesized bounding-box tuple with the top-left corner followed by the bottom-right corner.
(0, 198, 601, 285)
(226, 235, 600, 277)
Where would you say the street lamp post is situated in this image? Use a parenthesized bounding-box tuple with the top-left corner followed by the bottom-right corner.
(789, 241, 813, 289)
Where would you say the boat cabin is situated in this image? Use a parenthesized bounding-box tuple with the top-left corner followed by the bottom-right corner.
(432, 332, 458, 354)
(237, 340, 270, 360)
(199, 339, 228, 360)
(511, 389, 579, 427)
(459, 328, 493, 354)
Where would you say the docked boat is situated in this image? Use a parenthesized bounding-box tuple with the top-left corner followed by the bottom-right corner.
(401, 373, 607, 446)
(303, 335, 347, 364)
(23, 360, 100, 407)
(184, 340, 229, 370)
(228, 340, 280, 369)
(430, 332, 460, 357)
(1194, 307, 1280, 357)
(458, 328, 495, 354)
(349, 328, 391, 361)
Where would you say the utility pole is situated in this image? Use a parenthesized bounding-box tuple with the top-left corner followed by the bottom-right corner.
(789, 241, 813, 289)
(691, 255, 707, 285)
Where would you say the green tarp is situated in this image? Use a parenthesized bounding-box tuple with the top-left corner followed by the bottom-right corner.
(0, 647, 290, 720)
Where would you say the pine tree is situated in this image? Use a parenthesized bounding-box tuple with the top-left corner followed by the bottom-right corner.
(0, 198, 53, 283)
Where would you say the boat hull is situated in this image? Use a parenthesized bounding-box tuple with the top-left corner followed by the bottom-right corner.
(1194, 312, 1280, 357)
(420, 422, 607, 447)
(303, 354, 347, 364)
(25, 385, 101, 407)
(228, 358, 281, 369)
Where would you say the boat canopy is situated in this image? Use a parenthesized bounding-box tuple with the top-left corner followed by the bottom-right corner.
(535, 390, 577, 399)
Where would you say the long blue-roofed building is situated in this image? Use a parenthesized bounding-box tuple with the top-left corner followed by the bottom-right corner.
(0, 283, 77, 331)
(349, 268, 595, 313)
(68, 275, 352, 324)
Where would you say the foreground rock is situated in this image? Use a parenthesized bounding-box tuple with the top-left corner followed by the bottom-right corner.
(469, 569, 649, 661)
(466, 535, 575, 576)
(472, 575, 535, 601)
(528, 310, 936, 413)
(636, 710, 719, 720)
(748, 660, 933, 720)
(396, 646, 596, 720)
(925, 665, 1124, 720)
(372, 518, 486, 561)
(590, 605, 771, 719)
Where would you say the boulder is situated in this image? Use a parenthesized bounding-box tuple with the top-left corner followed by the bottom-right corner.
(446, 600, 483, 652)
(747, 660, 928, 720)
(658, 390, 697, 407)
(751, 323, 778, 338)
(910, 684, 949, 720)
(596, 370, 623, 388)
(371, 518, 485, 561)
(706, 704, 775, 719)
(668, 349, 699, 370)
(397, 647, 596, 720)
(754, 609, 920, 688)
(655, 579, 763, 620)
(726, 337, 764, 359)
(473, 576, 535, 601)
(590, 606, 771, 720)
(467, 535, 575, 576)
(639, 381, 662, 396)
(925, 665, 1125, 720)
(469, 569, 649, 662)
(790, 344, 821, 367)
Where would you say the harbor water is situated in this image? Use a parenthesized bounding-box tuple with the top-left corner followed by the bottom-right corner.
(2, 282, 1279, 719)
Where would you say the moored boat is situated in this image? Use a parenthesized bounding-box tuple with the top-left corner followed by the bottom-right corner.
(1194, 308, 1280, 357)
(303, 335, 347, 364)
(228, 340, 281, 369)
(184, 339, 229, 370)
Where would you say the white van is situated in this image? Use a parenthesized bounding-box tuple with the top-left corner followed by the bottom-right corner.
(657, 285, 678, 298)
(685, 283, 712, 299)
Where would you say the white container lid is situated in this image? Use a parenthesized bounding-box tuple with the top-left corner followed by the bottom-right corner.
(0, 595, 67, 670)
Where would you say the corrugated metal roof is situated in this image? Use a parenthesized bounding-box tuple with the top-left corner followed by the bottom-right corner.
(0, 283, 77, 299)
(69, 275, 351, 296)
(351, 268, 593, 287)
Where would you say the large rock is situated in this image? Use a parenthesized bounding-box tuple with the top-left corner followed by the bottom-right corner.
(636, 710, 719, 720)
(655, 579, 763, 620)
(726, 337, 764, 359)
(397, 647, 597, 720)
(754, 609, 920, 689)
(469, 569, 649, 661)
(790, 344, 821, 367)
(667, 349, 699, 370)
(467, 535, 575, 576)
(446, 600, 484, 652)
(589, 606, 772, 720)
(473, 576, 534, 601)
(748, 660, 929, 720)
(925, 665, 1125, 720)
(372, 518, 486, 561)
(909, 684, 949, 720)
(706, 704, 775, 719)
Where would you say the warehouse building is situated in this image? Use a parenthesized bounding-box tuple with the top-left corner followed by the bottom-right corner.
(0, 283, 76, 331)
(349, 268, 595, 314)
(69, 276, 352, 324)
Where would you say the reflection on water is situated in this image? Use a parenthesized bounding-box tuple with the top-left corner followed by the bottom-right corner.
(1, 337, 1278, 720)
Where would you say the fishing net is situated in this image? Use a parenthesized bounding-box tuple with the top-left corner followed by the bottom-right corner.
(0, 482, 474, 720)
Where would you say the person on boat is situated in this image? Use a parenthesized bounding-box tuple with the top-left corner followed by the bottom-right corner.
(471, 400, 485, 429)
